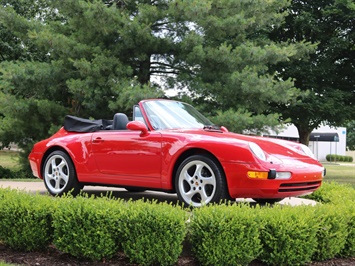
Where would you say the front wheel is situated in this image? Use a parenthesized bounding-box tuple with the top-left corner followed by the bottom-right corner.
(175, 155, 230, 207)
(43, 150, 81, 196)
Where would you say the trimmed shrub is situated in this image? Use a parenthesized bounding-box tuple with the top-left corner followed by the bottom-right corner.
(52, 194, 126, 261)
(0, 166, 13, 179)
(0, 189, 55, 251)
(339, 203, 355, 258)
(120, 200, 187, 266)
(189, 203, 263, 266)
(312, 204, 349, 261)
(345, 156, 353, 162)
(258, 205, 319, 266)
(305, 182, 355, 204)
(326, 154, 353, 162)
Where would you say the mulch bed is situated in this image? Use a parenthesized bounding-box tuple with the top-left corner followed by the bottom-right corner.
(1, 244, 355, 266)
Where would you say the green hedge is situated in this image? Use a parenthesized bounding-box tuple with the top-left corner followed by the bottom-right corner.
(0, 182, 354, 266)
(0, 166, 35, 179)
(189, 204, 263, 266)
(0, 189, 54, 251)
(340, 203, 355, 258)
(304, 181, 355, 204)
(312, 204, 349, 261)
(120, 200, 187, 266)
(326, 154, 353, 162)
(259, 205, 319, 266)
(52, 194, 126, 261)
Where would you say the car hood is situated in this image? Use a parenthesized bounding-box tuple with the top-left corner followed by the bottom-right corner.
(166, 128, 320, 164)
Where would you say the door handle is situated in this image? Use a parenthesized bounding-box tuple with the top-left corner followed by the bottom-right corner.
(92, 137, 104, 144)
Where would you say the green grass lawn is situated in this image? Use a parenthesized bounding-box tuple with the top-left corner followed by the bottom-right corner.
(0, 150, 21, 170)
(0, 262, 16, 266)
(322, 163, 355, 188)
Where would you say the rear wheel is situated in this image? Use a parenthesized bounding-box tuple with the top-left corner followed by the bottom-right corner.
(175, 155, 230, 207)
(43, 150, 81, 196)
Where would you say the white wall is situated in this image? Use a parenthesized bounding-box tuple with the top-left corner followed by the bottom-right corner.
(309, 126, 346, 161)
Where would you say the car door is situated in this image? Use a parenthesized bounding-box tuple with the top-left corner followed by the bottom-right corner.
(91, 130, 162, 187)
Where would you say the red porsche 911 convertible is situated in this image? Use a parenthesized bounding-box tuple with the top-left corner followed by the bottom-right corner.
(29, 99, 325, 206)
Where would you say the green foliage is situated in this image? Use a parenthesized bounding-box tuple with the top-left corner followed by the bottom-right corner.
(0, 184, 355, 264)
(0, 0, 53, 62)
(189, 203, 263, 266)
(52, 194, 125, 261)
(305, 182, 355, 259)
(346, 121, 355, 150)
(0, 165, 35, 179)
(339, 203, 355, 258)
(108, 81, 165, 118)
(120, 200, 187, 266)
(305, 182, 355, 204)
(211, 108, 286, 134)
(259, 205, 319, 266)
(0, 166, 12, 179)
(269, 0, 355, 144)
(312, 204, 349, 261)
(326, 154, 353, 162)
(0, 0, 315, 161)
(0, 189, 54, 251)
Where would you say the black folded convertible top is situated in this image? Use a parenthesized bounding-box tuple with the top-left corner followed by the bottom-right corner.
(64, 115, 112, 132)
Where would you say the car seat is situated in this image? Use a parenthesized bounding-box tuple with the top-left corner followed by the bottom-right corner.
(112, 113, 129, 130)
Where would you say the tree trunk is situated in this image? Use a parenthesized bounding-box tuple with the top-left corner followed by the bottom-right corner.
(138, 59, 151, 85)
(295, 124, 312, 146)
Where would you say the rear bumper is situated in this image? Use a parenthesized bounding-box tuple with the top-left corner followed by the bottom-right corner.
(28, 152, 43, 179)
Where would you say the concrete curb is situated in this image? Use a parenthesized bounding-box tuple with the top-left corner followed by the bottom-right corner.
(0, 181, 318, 206)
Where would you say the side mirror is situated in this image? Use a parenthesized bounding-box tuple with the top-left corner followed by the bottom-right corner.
(127, 121, 149, 136)
(220, 126, 229, 132)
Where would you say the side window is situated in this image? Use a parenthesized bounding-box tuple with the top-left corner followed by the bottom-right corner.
(133, 106, 145, 123)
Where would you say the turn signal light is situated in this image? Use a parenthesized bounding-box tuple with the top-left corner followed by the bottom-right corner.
(248, 171, 268, 179)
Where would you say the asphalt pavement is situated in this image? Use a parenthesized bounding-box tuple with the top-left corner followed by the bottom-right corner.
(0, 180, 317, 206)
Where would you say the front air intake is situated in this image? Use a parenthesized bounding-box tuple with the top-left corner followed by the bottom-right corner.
(278, 181, 321, 192)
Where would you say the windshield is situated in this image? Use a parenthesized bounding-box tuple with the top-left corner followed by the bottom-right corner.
(142, 100, 214, 130)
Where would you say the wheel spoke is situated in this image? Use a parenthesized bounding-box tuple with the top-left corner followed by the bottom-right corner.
(185, 189, 197, 199)
(199, 189, 209, 203)
(193, 163, 204, 178)
(57, 159, 66, 169)
(51, 159, 58, 170)
(54, 178, 61, 190)
(58, 164, 69, 183)
(183, 170, 193, 183)
(46, 172, 55, 181)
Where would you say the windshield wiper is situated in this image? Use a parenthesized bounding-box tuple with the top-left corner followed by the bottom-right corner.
(203, 124, 222, 131)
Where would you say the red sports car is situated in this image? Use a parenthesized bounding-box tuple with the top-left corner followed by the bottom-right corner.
(28, 99, 325, 206)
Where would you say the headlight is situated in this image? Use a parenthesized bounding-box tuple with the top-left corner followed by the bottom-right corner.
(249, 142, 267, 161)
(300, 144, 316, 159)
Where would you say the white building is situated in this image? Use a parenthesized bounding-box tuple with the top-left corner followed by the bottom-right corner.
(264, 124, 347, 162)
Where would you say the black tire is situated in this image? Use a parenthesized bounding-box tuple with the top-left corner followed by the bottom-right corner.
(252, 198, 284, 204)
(175, 154, 230, 207)
(43, 150, 81, 196)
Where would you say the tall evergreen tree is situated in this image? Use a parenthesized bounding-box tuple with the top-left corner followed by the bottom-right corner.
(269, 0, 355, 145)
(0, 0, 314, 168)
